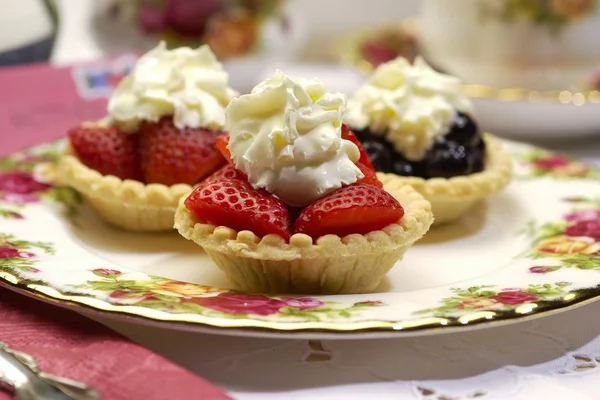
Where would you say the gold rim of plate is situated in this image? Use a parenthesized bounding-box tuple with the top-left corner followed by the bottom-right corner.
(335, 18, 600, 106)
(2, 268, 600, 335)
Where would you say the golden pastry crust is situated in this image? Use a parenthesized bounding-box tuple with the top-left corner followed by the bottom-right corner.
(377, 134, 513, 225)
(174, 183, 433, 294)
(57, 120, 194, 231)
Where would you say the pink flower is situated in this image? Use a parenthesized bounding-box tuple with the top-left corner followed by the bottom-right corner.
(0, 193, 39, 204)
(490, 290, 538, 305)
(532, 155, 570, 170)
(0, 247, 35, 259)
(528, 266, 560, 274)
(362, 42, 399, 67)
(565, 219, 600, 240)
(190, 293, 287, 316)
(529, 266, 552, 274)
(17, 251, 36, 258)
(0, 171, 50, 194)
(138, 0, 222, 37)
(92, 268, 122, 278)
(565, 209, 600, 222)
(0, 247, 20, 258)
(280, 297, 324, 310)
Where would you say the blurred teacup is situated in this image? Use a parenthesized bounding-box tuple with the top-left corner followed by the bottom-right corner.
(418, 0, 600, 91)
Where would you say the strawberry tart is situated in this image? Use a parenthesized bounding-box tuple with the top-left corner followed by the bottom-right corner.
(57, 42, 238, 231)
(345, 56, 512, 225)
(174, 71, 433, 294)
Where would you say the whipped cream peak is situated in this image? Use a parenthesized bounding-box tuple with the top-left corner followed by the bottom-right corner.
(346, 56, 474, 161)
(225, 71, 363, 207)
(108, 41, 238, 132)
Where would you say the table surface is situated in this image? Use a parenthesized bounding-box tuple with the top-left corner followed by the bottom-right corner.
(12, 0, 600, 398)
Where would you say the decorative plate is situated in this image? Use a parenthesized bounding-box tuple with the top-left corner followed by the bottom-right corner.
(1, 139, 600, 339)
(335, 19, 600, 141)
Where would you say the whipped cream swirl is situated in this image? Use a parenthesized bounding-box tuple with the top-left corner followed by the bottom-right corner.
(346, 56, 474, 161)
(225, 71, 363, 207)
(108, 41, 238, 132)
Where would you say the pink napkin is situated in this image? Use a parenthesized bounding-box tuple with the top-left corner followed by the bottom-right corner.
(0, 287, 232, 400)
(0, 56, 137, 156)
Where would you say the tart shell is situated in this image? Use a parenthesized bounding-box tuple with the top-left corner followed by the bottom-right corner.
(174, 183, 433, 294)
(57, 121, 194, 232)
(377, 134, 512, 225)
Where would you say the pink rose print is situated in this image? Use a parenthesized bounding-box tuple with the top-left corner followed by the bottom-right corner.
(0, 171, 50, 194)
(0, 171, 50, 204)
(565, 209, 600, 222)
(0, 247, 36, 259)
(280, 297, 324, 310)
(0, 193, 39, 205)
(532, 155, 570, 170)
(529, 266, 558, 274)
(490, 290, 538, 305)
(565, 219, 600, 241)
(190, 293, 287, 316)
(92, 268, 122, 278)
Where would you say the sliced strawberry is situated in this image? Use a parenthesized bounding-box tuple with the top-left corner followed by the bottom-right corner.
(185, 177, 291, 240)
(215, 134, 233, 164)
(68, 125, 142, 181)
(342, 124, 374, 171)
(204, 163, 247, 182)
(138, 117, 226, 186)
(293, 183, 404, 239)
(356, 161, 383, 188)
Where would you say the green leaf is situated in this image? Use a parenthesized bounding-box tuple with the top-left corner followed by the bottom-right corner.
(152, 293, 181, 302)
(339, 310, 352, 318)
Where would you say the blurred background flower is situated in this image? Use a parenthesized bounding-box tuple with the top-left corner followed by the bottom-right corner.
(128, 0, 284, 59)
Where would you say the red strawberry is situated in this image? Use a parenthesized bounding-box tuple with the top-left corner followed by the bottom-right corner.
(138, 117, 226, 186)
(185, 177, 291, 240)
(215, 134, 233, 164)
(204, 163, 247, 182)
(293, 183, 404, 239)
(356, 161, 383, 188)
(68, 125, 142, 181)
(342, 124, 374, 171)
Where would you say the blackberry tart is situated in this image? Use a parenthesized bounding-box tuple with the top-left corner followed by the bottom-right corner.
(346, 56, 512, 225)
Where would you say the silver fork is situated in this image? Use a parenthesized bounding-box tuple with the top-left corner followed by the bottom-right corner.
(0, 341, 101, 400)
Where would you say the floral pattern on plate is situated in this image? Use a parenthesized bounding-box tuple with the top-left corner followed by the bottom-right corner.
(515, 148, 600, 180)
(478, 0, 597, 33)
(69, 268, 385, 320)
(0, 141, 81, 218)
(1, 138, 600, 336)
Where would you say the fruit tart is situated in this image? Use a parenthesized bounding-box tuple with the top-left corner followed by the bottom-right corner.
(345, 56, 512, 225)
(58, 42, 238, 231)
(174, 71, 433, 294)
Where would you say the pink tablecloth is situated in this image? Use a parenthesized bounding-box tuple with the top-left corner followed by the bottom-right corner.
(0, 57, 135, 156)
(0, 287, 231, 400)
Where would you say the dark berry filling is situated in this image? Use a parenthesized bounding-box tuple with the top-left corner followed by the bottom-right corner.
(351, 111, 486, 179)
